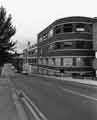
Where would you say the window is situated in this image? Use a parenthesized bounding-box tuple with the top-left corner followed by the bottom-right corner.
(55, 58, 61, 66)
(48, 29, 53, 38)
(43, 33, 48, 40)
(43, 58, 46, 65)
(52, 58, 56, 65)
(63, 41, 73, 48)
(75, 57, 92, 66)
(54, 42, 61, 49)
(63, 58, 73, 66)
(38, 58, 43, 64)
(39, 48, 43, 56)
(48, 58, 56, 66)
(48, 58, 54, 65)
(63, 24, 73, 33)
(32, 49, 37, 56)
(76, 58, 84, 66)
(28, 59, 32, 64)
(32, 58, 36, 64)
(46, 58, 48, 65)
(84, 41, 92, 49)
(34, 49, 37, 54)
(55, 25, 62, 34)
(48, 44, 54, 50)
(82, 58, 92, 66)
(76, 41, 84, 48)
(76, 41, 92, 49)
(76, 23, 85, 32)
(75, 23, 92, 33)
(76, 28, 85, 32)
(39, 37, 43, 42)
(54, 41, 73, 49)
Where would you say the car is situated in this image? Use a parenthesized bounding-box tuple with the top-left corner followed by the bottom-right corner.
(21, 71, 28, 75)
(10, 66, 15, 70)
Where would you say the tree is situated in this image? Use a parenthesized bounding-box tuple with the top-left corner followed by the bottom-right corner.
(0, 6, 16, 66)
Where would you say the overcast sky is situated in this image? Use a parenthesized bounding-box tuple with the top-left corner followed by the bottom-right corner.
(0, 0, 97, 52)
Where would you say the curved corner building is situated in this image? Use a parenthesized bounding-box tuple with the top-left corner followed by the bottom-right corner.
(37, 16, 97, 77)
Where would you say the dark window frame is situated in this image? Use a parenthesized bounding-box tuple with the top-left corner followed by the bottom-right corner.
(55, 25, 62, 34)
(75, 41, 93, 49)
(63, 24, 73, 33)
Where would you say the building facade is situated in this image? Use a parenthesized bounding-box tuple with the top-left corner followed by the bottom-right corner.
(13, 53, 24, 72)
(37, 16, 97, 77)
(22, 44, 37, 74)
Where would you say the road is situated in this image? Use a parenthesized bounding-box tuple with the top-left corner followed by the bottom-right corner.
(11, 74, 97, 120)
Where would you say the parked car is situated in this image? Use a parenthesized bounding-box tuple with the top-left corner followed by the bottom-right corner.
(21, 70, 28, 75)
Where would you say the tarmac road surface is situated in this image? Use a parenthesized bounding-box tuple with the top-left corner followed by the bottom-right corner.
(11, 74, 97, 120)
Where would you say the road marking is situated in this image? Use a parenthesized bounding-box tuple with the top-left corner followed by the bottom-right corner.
(22, 98, 41, 120)
(62, 88, 97, 101)
(12, 90, 28, 120)
(17, 90, 48, 120)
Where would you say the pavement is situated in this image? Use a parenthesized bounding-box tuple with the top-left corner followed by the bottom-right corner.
(30, 73, 97, 86)
(0, 64, 29, 120)
(0, 77, 18, 120)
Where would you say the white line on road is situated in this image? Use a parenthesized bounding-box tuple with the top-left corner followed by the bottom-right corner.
(20, 90, 48, 120)
(12, 90, 28, 120)
(62, 88, 97, 101)
(22, 98, 41, 120)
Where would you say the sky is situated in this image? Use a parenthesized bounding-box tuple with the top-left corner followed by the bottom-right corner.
(0, 0, 97, 52)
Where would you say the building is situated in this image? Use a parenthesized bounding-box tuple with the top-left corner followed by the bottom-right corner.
(37, 16, 97, 77)
(22, 44, 37, 74)
(13, 53, 24, 72)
